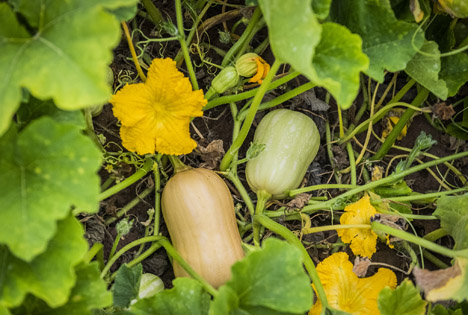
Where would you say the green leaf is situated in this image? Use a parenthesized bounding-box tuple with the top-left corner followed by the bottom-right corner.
(312, 22, 369, 109)
(440, 52, 468, 97)
(16, 97, 86, 130)
(330, 0, 425, 82)
(436, 0, 468, 18)
(431, 304, 464, 315)
(312, 0, 332, 20)
(210, 238, 313, 314)
(0, 215, 88, 309)
(12, 262, 113, 315)
(130, 278, 210, 315)
(113, 264, 143, 308)
(0, 117, 102, 261)
(378, 279, 426, 315)
(433, 194, 468, 250)
(0, 0, 137, 136)
(405, 41, 448, 99)
(258, 0, 321, 84)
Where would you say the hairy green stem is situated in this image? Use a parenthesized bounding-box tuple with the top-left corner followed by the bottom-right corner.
(266, 150, 468, 216)
(105, 186, 153, 225)
(347, 143, 357, 185)
(159, 238, 218, 297)
(175, 0, 199, 89)
(220, 60, 281, 170)
(83, 243, 104, 267)
(288, 184, 357, 197)
(221, 171, 255, 217)
(221, 7, 262, 66)
(237, 81, 316, 121)
(101, 235, 164, 278)
(372, 222, 468, 259)
(423, 228, 448, 242)
(371, 88, 429, 160)
(253, 190, 272, 247)
(254, 214, 329, 310)
(204, 71, 300, 110)
(99, 158, 154, 201)
(141, 0, 164, 25)
(153, 159, 162, 235)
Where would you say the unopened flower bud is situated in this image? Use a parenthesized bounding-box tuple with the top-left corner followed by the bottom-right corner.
(235, 53, 259, 77)
(211, 66, 239, 93)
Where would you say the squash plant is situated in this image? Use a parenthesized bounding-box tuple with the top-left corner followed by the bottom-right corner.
(2, 0, 468, 314)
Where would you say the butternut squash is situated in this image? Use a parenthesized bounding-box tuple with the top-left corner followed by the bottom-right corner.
(161, 168, 244, 288)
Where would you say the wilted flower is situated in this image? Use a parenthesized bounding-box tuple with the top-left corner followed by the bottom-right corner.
(309, 252, 397, 315)
(110, 58, 206, 155)
(338, 195, 378, 258)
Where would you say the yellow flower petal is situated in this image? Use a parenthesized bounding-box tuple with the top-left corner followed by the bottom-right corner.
(310, 252, 397, 315)
(110, 58, 206, 155)
(338, 195, 378, 258)
(248, 56, 270, 84)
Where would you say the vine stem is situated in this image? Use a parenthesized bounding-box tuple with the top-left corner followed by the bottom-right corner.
(253, 190, 272, 247)
(302, 224, 371, 235)
(372, 222, 468, 259)
(288, 184, 357, 197)
(99, 158, 154, 201)
(236, 81, 316, 121)
(153, 157, 162, 235)
(175, 0, 199, 90)
(204, 71, 300, 110)
(371, 87, 429, 160)
(220, 59, 282, 171)
(140, 0, 164, 25)
(220, 171, 255, 217)
(159, 239, 218, 297)
(254, 215, 329, 311)
(121, 22, 147, 82)
(221, 7, 262, 66)
(267, 150, 468, 217)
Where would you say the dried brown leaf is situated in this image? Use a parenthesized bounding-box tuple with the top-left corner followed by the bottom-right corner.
(353, 256, 371, 277)
(196, 139, 225, 169)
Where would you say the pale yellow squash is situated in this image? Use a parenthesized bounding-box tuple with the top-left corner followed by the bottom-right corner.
(161, 168, 244, 288)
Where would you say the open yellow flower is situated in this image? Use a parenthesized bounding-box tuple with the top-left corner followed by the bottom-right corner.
(338, 195, 378, 258)
(309, 252, 397, 315)
(110, 58, 206, 155)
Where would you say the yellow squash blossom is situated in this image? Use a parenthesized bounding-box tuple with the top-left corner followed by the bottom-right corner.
(110, 58, 206, 155)
(235, 53, 270, 84)
(310, 252, 397, 315)
(338, 195, 378, 258)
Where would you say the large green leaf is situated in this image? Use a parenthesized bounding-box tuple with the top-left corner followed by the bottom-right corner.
(113, 264, 143, 308)
(10, 262, 112, 314)
(130, 278, 210, 315)
(405, 41, 448, 99)
(210, 238, 313, 314)
(312, 22, 369, 109)
(258, 0, 321, 84)
(0, 117, 102, 261)
(378, 279, 426, 315)
(433, 194, 468, 250)
(312, 0, 332, 20)
(330, 0, 425, 82)
(0, 0, 137, 136)
(0, 215, 87, 309)
(440, 52, 468, 97)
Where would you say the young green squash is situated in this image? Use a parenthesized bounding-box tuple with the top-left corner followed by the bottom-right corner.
(246, 109, 320, 199)
(161, 168, 244, 288)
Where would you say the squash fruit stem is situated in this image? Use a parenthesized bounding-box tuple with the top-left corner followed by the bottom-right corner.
(253, 189, 272, 247)
(167, 155, 192, 173)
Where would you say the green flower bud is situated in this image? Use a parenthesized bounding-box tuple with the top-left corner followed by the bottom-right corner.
(211, 66, 239, 94)
(235, 53, 260, 77)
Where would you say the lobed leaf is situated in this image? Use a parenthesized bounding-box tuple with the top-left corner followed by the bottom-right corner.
(130, 278, 210, 315)
(378, 279, 426, 315)
(405, 41, 448, 99)
(0, 117, 102, 261)
(0, 215, 88, 309)
(210, 238, 313, 314)
(113, 264, 143, 308)
(0, 0, 137, 136)
(330, 0, 425, 82)
(433, 194, 468, 250)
